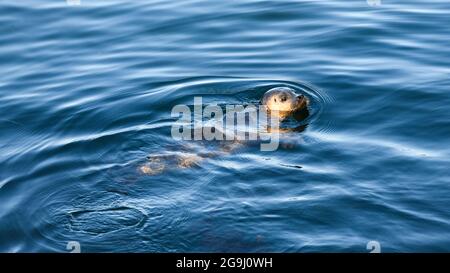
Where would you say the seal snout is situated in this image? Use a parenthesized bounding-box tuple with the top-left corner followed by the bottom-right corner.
(296, 94, 308, 107)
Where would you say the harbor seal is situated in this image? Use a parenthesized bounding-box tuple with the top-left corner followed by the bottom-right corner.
(139, 87, 309, 175)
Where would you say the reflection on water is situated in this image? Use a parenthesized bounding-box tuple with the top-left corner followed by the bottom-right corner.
(0, 0, 450, 252)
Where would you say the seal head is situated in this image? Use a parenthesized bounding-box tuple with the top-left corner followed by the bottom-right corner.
(261, 87, 308, 120)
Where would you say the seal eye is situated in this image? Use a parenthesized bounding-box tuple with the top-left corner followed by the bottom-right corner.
(280, 96, 287, 102)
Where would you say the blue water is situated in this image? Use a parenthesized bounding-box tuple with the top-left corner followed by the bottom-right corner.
(1, 0, 450, 253)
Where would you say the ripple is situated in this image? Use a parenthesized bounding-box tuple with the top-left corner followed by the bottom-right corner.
(68, 206, 146, 235)
(1, 0, 450, 253)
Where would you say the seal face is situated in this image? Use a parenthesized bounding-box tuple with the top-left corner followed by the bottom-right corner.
(261, 87, 308, 119)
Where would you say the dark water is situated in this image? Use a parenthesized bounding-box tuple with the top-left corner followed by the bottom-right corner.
(1, 0, 450, 252)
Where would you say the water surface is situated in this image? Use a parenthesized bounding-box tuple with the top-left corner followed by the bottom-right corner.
(0, 0, 450, 252)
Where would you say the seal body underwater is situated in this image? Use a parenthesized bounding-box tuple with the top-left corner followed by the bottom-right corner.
(139, 87, 310, 175)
